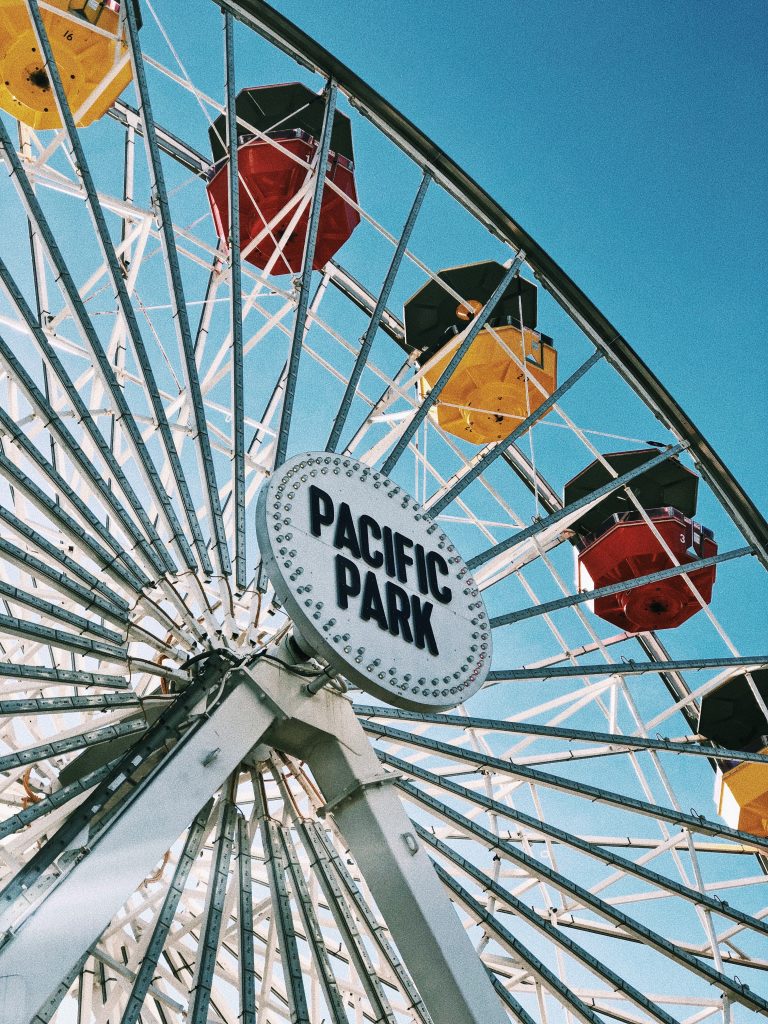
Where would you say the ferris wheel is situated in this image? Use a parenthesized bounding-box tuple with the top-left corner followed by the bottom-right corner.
(0, 1, 766, 1023)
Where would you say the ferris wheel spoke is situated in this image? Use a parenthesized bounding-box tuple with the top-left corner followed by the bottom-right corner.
(187, 795, 238, 1024)
(303, 813, 434, 1023)
(0, 534, 128, 632)
(381, 255, 525, 477)
(0, 507, 129, 618)
(222, 12, 247, 592)
(0, 167, 177, 585)
(273, 80, 337, 471)
(427, 350, 603, 517)
(424, 829, 681, 1024)
(254, 777, 312, 1024)
(275, 815, 353, 1024)
(117, 802, 213, 1024)
(484, 654, 768, 682)
(292, 816, 401, 1024)
(326, 169, 431, 455)
(0, 576, 124, 643)
(0, 758, 120, 844)
(0, 422, 151, 595)
(384, 757, 768, 941)
(360, 707, 768, 767)
(0, 319, 169, 581)
(468, 441, 687, 572)
(124, 0, 231, 580)
(489, 545, 752, 629)
(363, 722, 768, 854)
(0, 612, 127, 662)
(21, 11, 210, 579)
(0, 669, 130, 700)
(407, 788, 767, 1013)
(436, 863, 606, 1024)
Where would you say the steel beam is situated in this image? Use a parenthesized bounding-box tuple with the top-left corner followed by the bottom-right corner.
(254, 779, 310, 1023)
(274, 80, 338, 469)
(384, 755, 768, 941)
(264, 687, 508, 1024)
(0, 671, 278, 1024)
(361, 720, 768, 853)
(427, 350, 602, 516)
(188, 798, 238, 1024)
(356, 705, 768, 766)
(235, 812, 258, 1024)
(326, 171, 431, 454)
(16, 4, 206, 575)
(119, 804, 213, 1024)
(123, 0, 231, 578)
(467, 441, 686, 571)
(489, 545, 752, 629)
(484, 653, 768, 681)
(277, 822, 352, 1024)
(224, 11, 247, 591)
(0, 649, 507, 1024)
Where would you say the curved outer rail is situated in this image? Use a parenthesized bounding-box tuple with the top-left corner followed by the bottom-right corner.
(217, 0, 768, 568)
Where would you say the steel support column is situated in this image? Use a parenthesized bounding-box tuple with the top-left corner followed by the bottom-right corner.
(0, 673, 279, 1024)
(263, 682, 508, 1024)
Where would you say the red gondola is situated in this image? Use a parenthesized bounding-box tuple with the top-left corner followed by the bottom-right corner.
(206, 83, 360, 276)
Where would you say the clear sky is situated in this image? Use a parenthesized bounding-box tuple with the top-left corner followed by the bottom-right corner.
(268, 0, 768, 509)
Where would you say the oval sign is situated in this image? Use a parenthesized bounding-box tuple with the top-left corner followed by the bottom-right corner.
(256, 452, 491, 712)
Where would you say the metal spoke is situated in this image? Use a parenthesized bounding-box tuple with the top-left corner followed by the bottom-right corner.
(235, 811, 257, 1024)
(9, 8, 209, 576)
(361, 721, 768, 852)
(123, 0, 231, 578)
(294, 817, 399, 1023)
(483, 654, 768, 681)
(0, 507, 129, 619)
(428, 350, 603, 516)
(489, 546, 752, 628)
(407, 785, 768, 1012)
(224, 11, 247, 591)
(274, 80, 338, 469)
(357, 706, 768, 766)
(254, 776, 310, 1024)
(278, 820, 349, 1024)
(437, 865, 605, 1024)
(467, 441, 686, 571)
(384, 755, 768, 940)
(119, 802, 213, 1024)
(326, 170, 431, 453)
(188, 796, 238, 1024)
(423, 829, 681, 1024)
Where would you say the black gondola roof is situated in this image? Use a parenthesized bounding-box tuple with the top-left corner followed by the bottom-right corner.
(698, 669, 768, 749)
(402, 260, 538, 362)
(564, 449, 699, 538)
(209, 82, 354, 165)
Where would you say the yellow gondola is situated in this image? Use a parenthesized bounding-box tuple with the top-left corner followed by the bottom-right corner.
(402, 260, 556, 446)
(0, 0, 132, 130)
(698, 669, 768, 836)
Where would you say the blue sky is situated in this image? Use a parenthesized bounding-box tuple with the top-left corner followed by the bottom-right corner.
(269, 0, 768, 509)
